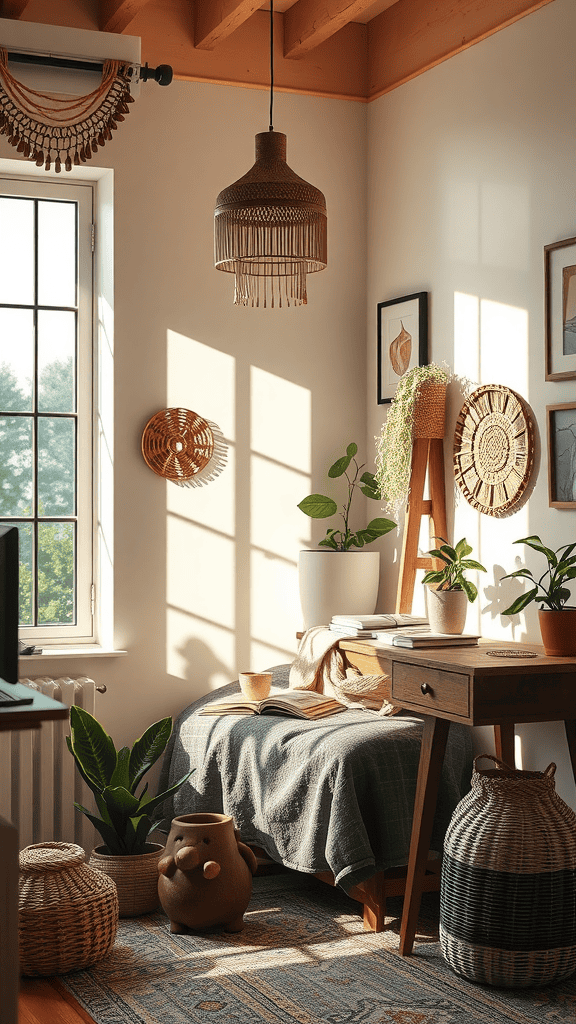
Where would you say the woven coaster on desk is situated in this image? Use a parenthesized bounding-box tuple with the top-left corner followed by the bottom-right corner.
(484, 649, 538, 658)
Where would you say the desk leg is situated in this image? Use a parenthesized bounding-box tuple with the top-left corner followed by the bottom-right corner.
(493, 724, 515, 768)
(399, 715, 450, 956)
(565, 720, 576, 784)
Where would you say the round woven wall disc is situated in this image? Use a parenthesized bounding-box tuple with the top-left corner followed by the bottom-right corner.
(453, 385, 534, 517)
(141, 408, 215, 485)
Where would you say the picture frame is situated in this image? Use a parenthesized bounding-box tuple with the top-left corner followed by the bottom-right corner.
(377, 292, 428, 404)
(544, 236, 576, 381)
(546, 402, 576, 508)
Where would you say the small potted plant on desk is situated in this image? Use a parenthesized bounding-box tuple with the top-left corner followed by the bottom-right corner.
(297, 442, 396, 628)
(67, 707, 193, 916)
(422, 537, 486, 634)
(501, 535, 576, 656)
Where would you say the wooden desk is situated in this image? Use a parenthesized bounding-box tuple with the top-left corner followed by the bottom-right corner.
(339, 637, 576, 956)
(0, 684, 68, 1024)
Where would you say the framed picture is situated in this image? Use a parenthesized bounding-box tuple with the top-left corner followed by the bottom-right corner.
(377, 292, 428, 404)
(547, 402, 576, 508)
(544, 236, 576, 381)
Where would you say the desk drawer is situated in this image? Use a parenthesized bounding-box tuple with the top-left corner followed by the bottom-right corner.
(392, 663, 470, 717)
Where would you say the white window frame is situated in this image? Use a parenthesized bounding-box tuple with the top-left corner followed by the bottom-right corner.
(0, 175, 96, 644)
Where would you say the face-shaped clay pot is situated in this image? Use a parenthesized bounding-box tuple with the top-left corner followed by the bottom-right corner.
(157, 813, 257, 933)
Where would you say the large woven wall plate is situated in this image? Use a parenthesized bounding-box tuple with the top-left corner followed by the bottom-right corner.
(141, 408, 227, 488)
(453, 385, 535, 517)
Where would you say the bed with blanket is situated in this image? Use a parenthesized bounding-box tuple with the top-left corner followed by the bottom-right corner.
(158, 662, 473, 930)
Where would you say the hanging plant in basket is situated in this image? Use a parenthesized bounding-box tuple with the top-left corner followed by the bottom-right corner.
(375, 363, 452, 520)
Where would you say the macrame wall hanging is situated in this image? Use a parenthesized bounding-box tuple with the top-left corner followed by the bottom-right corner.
(0, 47, 136, 172)
(141, 408, 228, 488)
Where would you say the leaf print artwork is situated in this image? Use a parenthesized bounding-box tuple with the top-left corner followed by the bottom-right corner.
(389, 321, 412, 375)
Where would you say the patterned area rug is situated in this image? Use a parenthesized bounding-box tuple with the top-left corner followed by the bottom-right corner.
(59, 872, 576, 1024)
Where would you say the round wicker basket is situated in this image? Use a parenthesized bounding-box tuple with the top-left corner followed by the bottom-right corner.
(88, 843, 163, 917)
(412, 382, 446, 439)
(18, 842, 118, 976)
(440, 755, 576, 988)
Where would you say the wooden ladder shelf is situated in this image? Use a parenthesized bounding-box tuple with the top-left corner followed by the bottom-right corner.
(395, 436, 448, 615)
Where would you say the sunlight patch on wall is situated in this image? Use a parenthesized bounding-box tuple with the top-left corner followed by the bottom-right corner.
(250, 549, 301, 664)
(167, 517, 234, 627)
(167, 330, 235, 440)
(166, 606, 234, 690)
(480, 299, 529, 393)
(251, 453, 309, 562)
(250, 367, 311, 472)
(453, 292, 480, 383)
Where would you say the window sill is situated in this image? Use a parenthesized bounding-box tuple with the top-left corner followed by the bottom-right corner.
(20, 648, 128, 660)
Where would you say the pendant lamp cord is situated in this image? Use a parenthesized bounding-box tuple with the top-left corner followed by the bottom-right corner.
(269, 0, 274, 131)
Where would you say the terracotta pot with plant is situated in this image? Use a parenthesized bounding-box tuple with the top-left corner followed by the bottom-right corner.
(422, 537, 486, 634)
(297, 442, 396, 627)
(501, 535, 576, 656)
(67, 707, 194, 916)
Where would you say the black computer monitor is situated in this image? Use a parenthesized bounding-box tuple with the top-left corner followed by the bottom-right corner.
(0, 524, 19, 685)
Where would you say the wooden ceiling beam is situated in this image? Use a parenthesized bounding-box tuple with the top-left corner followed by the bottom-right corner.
(284, 0, 393, 58)
(194, 0, 264, 50)
(1, 0, 31, 17)
(100, 0, 150, 34)
(368, 0, 557, 99)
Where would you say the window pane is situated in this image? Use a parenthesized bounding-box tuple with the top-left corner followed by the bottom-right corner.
(38, 310, 76, 413)
(0, 309, 34, 411)
(38, 418, 75, 516)
(0, 417, 33, 515)
(17, 522, 33, 626)
(38, 200, 76, 308)
(37, 522, 75, 625)
(0, 197, 34, 305)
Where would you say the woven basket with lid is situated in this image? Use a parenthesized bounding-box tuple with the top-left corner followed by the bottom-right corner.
(440, 755, 576, 988)
(19, 842, 118, 976)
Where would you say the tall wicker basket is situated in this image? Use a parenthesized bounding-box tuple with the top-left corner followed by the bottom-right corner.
(19, 842, 118, 976)
(440, 755, 576, 988)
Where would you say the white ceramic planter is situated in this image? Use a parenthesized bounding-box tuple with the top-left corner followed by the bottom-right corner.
(298, 549, 380, 629)
(426, 587, 468, 634)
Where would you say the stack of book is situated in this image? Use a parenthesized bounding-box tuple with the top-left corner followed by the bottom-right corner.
(328, 613, 428, 638)
(328, 614, 480, 648)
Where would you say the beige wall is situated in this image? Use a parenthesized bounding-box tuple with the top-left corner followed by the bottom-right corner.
(367, 0, 576, 807)
(0, 81, 367, 749)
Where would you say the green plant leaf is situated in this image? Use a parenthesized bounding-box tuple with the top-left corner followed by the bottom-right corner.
(346, 443, 358, 457)
(297, 494, 338, 519)
(365, 517, 396, 538)
(454, 538, 472, 558)
(318, 529, 340, 549)
(500, 568, 535, 582)
(428, 548, 453, 566)
(68, 705, 117, 792)
(502, 587, 539, 616)
(73, 803, 123, 854)
(460, 578, 477, 602)
(110, 746, 130, 789)
(515, 535, 557, 566)
(328, 455, 352, 478)
(128, 717, 173, 792)
(460, 559, 487, 572)
(135, 770, 195, 820)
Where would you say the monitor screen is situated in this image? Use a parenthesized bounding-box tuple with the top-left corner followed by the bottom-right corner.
(0, 525, 19, 684)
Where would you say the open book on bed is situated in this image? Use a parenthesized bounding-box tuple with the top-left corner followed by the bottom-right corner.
(198, 688, 348, 720)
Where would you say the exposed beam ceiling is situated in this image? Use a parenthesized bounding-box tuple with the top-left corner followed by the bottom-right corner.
(0, 0, 556, 101)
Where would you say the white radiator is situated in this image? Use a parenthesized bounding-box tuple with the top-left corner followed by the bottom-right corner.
(0, 677, 102, 853)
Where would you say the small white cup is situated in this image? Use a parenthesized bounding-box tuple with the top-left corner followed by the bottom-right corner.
(239, 671, 272, 700)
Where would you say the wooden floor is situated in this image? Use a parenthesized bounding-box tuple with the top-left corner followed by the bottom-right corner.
(19, 978, 91, 1024)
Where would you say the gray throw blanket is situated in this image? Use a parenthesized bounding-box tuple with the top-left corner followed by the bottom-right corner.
(158, 665, 473, 893)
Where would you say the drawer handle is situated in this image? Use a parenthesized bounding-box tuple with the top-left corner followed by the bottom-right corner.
(420, 683, 432, 695)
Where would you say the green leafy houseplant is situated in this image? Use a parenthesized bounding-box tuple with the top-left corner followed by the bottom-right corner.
(422, 537, 487, 603)
(375, 363, 451, 519)
(67, 707, 194, 856)
(501, 536, 576, 614)
(297, 442, 395, 551)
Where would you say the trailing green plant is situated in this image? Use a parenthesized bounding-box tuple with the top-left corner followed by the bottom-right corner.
(422, 537, 486, 603)
(297, 442, 396, 551)
(501, 535, 576, 615)
(375, 363, 451, 519)
(66, 707, 194, 855)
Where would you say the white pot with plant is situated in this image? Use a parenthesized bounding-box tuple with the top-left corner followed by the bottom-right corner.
(501, 535, 576, 656)
(67, 707, 194, 916)
(422, 537, 486, 634)
(297, 442, 396, 629)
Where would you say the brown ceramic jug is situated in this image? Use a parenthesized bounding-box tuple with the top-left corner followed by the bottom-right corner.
(157, 813, 258, 933)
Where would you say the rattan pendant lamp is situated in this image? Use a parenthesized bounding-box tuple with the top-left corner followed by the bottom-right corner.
(214, 2, 327, 308)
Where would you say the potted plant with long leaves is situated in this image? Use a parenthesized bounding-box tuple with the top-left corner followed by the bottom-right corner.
(501, 535, 576, 655)
(67, 706, 194, 916)
(297, 442, 396, 628)
(422, 537, 486, 634)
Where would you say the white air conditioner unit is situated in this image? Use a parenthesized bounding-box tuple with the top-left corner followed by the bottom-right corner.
(0, 18, 142, 97)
